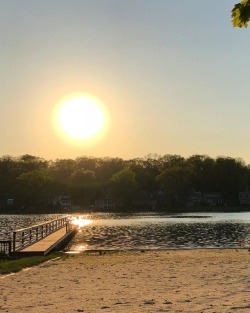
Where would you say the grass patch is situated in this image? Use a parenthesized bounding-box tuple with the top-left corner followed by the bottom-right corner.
(0, 252, 67, 275)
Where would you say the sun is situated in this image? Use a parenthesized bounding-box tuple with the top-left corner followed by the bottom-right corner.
(55, 93, 107, 142)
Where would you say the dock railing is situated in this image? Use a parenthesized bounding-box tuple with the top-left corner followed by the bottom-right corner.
(0, 240, 12, 257)
(12, 217, 71, 252)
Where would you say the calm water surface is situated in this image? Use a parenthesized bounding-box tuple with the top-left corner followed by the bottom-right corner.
(1, 212, 250, 251)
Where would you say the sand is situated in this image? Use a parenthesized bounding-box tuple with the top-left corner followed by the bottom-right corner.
(1, 249, 250, 313)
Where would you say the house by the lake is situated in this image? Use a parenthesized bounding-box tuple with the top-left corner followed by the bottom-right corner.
(94, 195, 122, 211)
(52, 195, 72, 210)
(239, 191, 250, 205)
(188, 191, 223, 206)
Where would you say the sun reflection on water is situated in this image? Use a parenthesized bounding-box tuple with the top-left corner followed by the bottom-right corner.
(71, 216, 93, 228)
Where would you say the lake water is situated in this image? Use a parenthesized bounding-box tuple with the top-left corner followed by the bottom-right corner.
(1, 212, 250, 251)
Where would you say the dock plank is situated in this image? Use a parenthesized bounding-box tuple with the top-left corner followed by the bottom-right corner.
(21, 227, 67, 252)
(12, 226, 77, 257)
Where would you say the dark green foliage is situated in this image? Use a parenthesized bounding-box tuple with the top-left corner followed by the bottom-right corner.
(70, 169, 96, 205)
(186, 155, 215, 192)
(156, 167, 192, 206)
(110, 167, 137, 207)
(0, 153, 250, 212)
(126, 157, 160, 191)
(232, 0, 250, 27)
(70, 168, 95, 187)
(15, 169, 54, 207)
(95, 157, 124, 183)
(213, 157, 247, 204)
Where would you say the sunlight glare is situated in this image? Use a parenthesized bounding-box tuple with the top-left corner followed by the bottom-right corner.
(54, 93, 108, 143)
(71, 216, 93, 228)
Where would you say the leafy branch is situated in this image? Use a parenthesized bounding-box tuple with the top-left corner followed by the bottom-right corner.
(232, 0, 250, 27)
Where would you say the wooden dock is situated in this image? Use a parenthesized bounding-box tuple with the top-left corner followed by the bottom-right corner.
(10, 217, 77, 258)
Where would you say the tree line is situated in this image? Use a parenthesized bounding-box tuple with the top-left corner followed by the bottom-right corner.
(0, 154, 249, 213)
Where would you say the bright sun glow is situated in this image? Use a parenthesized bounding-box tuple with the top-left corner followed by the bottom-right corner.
(71, 216, 93, 228)
(55, 94, 107, 142)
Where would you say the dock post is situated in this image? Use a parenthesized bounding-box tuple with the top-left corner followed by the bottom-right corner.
(8, 240, 11, 256)
(13, 232, 16, 252)
(29, 229, 32, 244)
(21, 232, 25, 247)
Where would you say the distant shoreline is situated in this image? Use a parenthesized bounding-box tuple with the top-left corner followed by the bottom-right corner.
(1, 205, 250, 215)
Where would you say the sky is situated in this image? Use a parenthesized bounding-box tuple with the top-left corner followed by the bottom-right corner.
(1, 0, 250, 163)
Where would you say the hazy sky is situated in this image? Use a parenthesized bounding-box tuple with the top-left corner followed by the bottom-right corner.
(1, 1, 249, 162)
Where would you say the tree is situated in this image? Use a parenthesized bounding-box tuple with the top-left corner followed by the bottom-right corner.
(232, 0, 250, 27)
(159, 154, 185, 171)
(49, 158, 76, 193)
(156, 167, 193, 207)
(70, 168, 96, 205)
(213, 157, 247, 204)
(15, 169, 54, 207)
(127, 158, 160, 191)
(110, 168, 136, 208)
(0, 156, 17, 197)
(186, 155, 215, 192)
(70, 168, 95, 187)
(94, 157, 124, 184)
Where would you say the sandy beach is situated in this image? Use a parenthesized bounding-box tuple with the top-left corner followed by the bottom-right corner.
(1, 249, 250, 313)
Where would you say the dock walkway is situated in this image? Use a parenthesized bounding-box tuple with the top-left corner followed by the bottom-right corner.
(13, 226, 76, 257)
(10, 217, 77, 258)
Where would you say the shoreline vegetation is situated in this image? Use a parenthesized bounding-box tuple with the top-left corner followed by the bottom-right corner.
(0, 252, 65, 275)
(1, 154, 250, 214)
(1, 249, 250, 312)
